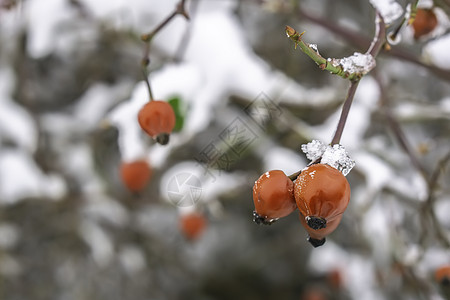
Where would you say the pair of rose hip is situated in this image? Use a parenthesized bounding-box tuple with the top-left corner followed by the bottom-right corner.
(253, 163, 350, 247)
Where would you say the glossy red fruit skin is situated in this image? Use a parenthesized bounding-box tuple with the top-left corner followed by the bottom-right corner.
(253, 170, 296, 224)
(295, 164, 350, 224)
(120, 160, 152, 192)
(138, 101, 176, 141)
(412, 8, 438, 39)
(179, 213, 207, 240)
(294, 164, 350, 246)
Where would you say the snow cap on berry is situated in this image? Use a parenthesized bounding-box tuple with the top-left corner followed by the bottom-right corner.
(301, 140, 355, 176)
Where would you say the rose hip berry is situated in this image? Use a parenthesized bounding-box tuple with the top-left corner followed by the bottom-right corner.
(252, 170, 297, 225)
(138, 100, 176, 145)
(120, 159, 152, 192)
(179, 212, 207, 241)
(294, 163, 350, 247)
(412, 8, 438, 40)
(435, 265, 450, 286)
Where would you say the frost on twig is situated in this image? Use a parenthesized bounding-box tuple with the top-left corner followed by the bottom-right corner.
(369, 0, 403, 25)
(301, 140, 355, 176)
(328, 52, 376, 76)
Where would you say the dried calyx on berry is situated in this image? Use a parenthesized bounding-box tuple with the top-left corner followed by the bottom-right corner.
(253, 211, 278, 225)
(306, 216, 327, 230)
(308, 236, 326, 248)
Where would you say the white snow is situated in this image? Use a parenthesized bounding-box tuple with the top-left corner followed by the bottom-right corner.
(369, 0, 404, 24)
(81, 196, 129, 227)
(301, 140, 327, 162)
(0, 69, 37, 152)
(73, 83, 131, 130)
(78, 220, 114, 267)
(423, 34, 450, 69)
(300, 140, 355, 176)
(25, 0, 77, 58)
(0, 149, 67, 203)
(338, 52, 376, 75)
(118, 245, 146, 275)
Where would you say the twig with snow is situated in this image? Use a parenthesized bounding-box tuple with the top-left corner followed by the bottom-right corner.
(331, 12, 386, 146)
(285, 26, 376, 81)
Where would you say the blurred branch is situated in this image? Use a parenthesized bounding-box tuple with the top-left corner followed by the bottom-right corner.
(140, 0, 190, 43)
(422, 151, 450, 248)
(384, 109, 428, 177)
(375, 70, 450, 249)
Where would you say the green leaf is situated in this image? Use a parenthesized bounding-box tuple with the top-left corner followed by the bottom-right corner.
(168, 96, 186, 132)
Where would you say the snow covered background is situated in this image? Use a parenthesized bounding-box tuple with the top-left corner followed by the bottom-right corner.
(0, 0, 449, 299)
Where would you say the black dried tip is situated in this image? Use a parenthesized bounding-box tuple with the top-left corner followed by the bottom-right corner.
(442, 277, 450, 286)
(306, 216, 327, 230)
(252, 211, 277, 225)
(156, 133, 170, 145)
(308, 236, 326, 248)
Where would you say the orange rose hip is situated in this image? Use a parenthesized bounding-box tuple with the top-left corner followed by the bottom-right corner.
(138, 100, 176, 145)
(412, 8, 438, 39)
(435, 265, 450, 285)
(294, 164, 350, 247)
(179, 212, 207, 241)
(120, 159, 152, 192)
(253, 170, 297, 225)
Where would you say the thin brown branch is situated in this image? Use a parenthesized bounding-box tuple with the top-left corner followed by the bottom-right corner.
(141, 0, 189, 42)
(330, 12, 385, 145)
(331, 80, 359, 145)
(139, 0, 190, 101)
(367, 12, 386, 57)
